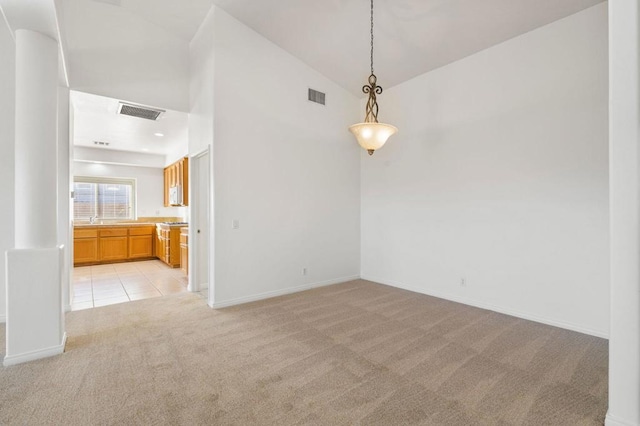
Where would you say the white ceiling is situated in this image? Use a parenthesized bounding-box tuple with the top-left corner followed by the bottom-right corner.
(71, 91, 188, 156)
(211, 0, 605, 95)
(62, 0, 605, 157)
(83, 0, 213, 41)
(57, 0, 606, 99)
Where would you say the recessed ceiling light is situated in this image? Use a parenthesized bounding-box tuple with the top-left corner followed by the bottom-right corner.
(142, 148, 150, 152)
(154, 132, 164, 137)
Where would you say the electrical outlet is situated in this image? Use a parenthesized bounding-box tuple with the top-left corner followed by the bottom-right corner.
(460, 278, 466, 287)
(232, 219, 240, 229)
(302, 267, 307, 276)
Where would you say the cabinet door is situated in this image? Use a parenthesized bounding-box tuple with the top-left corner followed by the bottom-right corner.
(168, 228, 181, 267)
(165, 243, 171, 265)
(155, 233, 162, 258)
(156, 237, 163, 261)
(100, 236, 128, 261)
(180, 244, 188, 275)
(182, 158, 189, 206)
(164, 168, 170, 207)
(171, 164, 178, 187)
(74, 238, 98, 264)
(159, 238, 167, 262)
(129, 235, 153, 258)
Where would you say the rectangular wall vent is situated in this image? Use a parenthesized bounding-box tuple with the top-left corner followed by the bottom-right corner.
(117, 102, 165, 121)
(308, 88, 326, 105)
(93, 141, 110, 146)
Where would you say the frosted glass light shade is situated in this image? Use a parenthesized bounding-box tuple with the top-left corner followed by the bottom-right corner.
(349, 122, 398, 155)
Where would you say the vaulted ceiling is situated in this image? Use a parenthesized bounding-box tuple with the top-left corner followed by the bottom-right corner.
(57, 0, 605, 99)
(211, 0, 605, 95)
(5, 0, 603, 156)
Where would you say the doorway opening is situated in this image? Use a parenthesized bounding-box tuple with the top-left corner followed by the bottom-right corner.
(69, 90, 198, 310)
(189, 147, 212, 305)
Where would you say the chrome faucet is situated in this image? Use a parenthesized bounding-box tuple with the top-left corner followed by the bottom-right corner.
(89, 216, 98, 224)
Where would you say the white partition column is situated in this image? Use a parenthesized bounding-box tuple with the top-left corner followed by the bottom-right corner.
(4, 29, 66, 366)
(607, 1, 640, 425)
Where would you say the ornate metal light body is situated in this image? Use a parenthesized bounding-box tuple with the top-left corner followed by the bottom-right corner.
(349, 0, 397, 155)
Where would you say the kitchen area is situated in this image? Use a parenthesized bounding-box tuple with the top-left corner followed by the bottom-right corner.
(70, 91, 196, 311)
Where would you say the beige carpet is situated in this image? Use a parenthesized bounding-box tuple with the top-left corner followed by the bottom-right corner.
(0, 280, 607, 425)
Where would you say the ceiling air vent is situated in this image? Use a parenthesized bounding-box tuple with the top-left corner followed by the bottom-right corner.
(117, 102, 165, 121)
(308, 88, 326, 105)
(94, 141, 110, 147)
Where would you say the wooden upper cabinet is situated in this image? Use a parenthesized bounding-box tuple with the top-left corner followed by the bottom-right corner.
(182, 158, 189, 206)
(163, 168, 170, 207)
(163, 157, 189, 207)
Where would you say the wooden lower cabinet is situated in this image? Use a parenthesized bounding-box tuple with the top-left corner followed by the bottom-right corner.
(74, 225, 156, 266)
(129, 235, 154, 258)
(157, 224, 181, 268)
(100, 237, 128, 261)
(98, 228, 128, 261)
(129, 226, 154, 259)
(74, 229, 98, 264)
(74, 238, 98, 263)
(180, 227, 188, 275)
(156, 234, 166, 262)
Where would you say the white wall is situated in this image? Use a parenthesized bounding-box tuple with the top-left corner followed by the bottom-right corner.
(607, 1, 640, 424)
(190, 7, 362, 306)
(58, 87, 71, 311)
(74, 146, 166, 168)
(188, 7, 214, 158)
(0, 15, 15, 321)
(188, 7, 215, 297)
(73, 162, 184, 219)
(165, 145, 189, 167)
(361, 4, 610, 337)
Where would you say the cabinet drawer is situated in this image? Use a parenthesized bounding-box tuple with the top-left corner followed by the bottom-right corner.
(129, 226, 154, 236)
(99, 228, 128, 237)
(74, 229, 97, 239)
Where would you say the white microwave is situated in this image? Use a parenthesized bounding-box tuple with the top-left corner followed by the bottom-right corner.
(169, 185, 183, 206)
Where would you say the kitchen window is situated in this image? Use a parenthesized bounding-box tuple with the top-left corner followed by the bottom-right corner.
(73, 176, 136, 220)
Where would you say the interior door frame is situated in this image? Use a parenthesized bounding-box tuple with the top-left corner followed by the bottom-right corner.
(188, 146, 213, 306)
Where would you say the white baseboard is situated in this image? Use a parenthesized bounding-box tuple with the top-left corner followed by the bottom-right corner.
(606, 412, 640, 426)
(361, 275, 609, 339)
(208, 275, 360, 309)
(0, 315, 5, 324)
(3, 332, 67, 367)
(64, 305, 71, 313)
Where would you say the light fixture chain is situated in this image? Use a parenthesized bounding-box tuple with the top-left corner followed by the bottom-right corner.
(350, 0, 397, 156)
(370, 0, 374, 75)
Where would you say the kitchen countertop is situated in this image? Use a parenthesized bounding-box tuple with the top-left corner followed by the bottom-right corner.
(74, 222, 157, 228)
(157, 222, 189, 228)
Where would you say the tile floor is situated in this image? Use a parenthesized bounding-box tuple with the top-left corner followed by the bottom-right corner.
(72, 260, 188, 311)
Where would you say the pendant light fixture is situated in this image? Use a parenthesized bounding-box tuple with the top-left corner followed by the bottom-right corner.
(349, 0, 397, 156)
